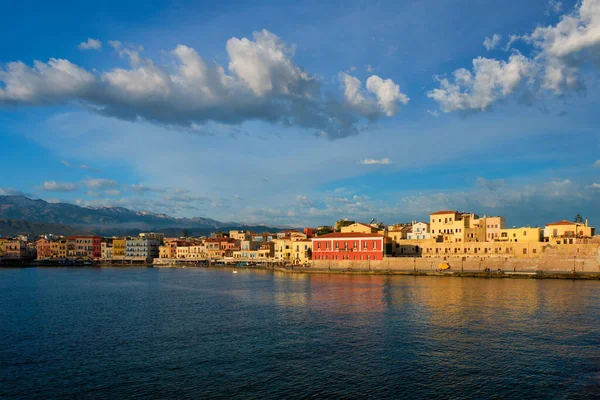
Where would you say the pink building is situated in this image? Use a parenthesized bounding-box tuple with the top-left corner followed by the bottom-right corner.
(312, 233, 384, 261)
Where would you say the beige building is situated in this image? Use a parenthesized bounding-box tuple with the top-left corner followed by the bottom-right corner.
(430, 211, 477, 243)
(291, 239, 312, 265)
(341, 223, 380, 234)
(499, 227, 542, 243)
(545, 220, 595, 243)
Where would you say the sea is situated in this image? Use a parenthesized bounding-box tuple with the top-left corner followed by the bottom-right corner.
(1, 267, 599, 399)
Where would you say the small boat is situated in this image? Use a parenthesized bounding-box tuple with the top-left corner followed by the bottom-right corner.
(233, 270, 238, 274)
(438, 262, 451, 270)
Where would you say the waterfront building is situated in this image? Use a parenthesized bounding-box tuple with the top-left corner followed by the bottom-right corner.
(66, 236, 102, 259)
(112, 238, 127, 259)
(51, 240, 67, 258)
(544, 220, 595, 243)
(36, 238, 53, 259)
(2, 240, 36, 260)
(176, 245, 189, 259)
(205, 238, 222, 258)
(407, 222, 430, 240)
(291, 239, 312, 265)
(159, 245, 170, 258)
(258, 242, 274, 258)
(498, 227, 542, 243)
(312, 232, 385, 261)
(429, 211, 478, 243)
(273, 237, 292, 261)
(138, 232, 165, 244)
(101, 242, 113, 260)
(125, 238, 159, 261)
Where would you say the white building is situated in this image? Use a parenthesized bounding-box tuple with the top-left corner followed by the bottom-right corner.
(125, 238, 160, 261)
(407, 222, 431, 240)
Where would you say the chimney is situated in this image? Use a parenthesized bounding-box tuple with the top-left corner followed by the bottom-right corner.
(585, 218, 588, 227)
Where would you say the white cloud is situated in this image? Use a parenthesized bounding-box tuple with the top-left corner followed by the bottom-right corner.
(426, 109, 439, 118)
(128, 184, 167, 194)
(340, 73, 409, 117)
(588, 183, 600, 189)
(483, 33, 502, 51)
(0, 30, 406, 140)
(428, 53, 535, 112)
(547, 0, 563, 15)
(359, 158, 393, 165)
(83, 178, 118, 190)
(78, 38, 102, 51)
(429, 0, 600, 112)
(366, 64, 374, 73)
(0, 187, 30, 196)
(60, 160, 71, 167)
(594, 160, 600, 167)
(37, 181, 78, 192)
(366, 75, 410, 116)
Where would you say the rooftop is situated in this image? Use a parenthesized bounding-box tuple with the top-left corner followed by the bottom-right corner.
(546, 220, 580, 226)
(313, 232, 384, 239)
(430, 210, 459, 215)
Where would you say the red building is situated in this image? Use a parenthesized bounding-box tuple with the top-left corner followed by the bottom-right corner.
(303, 227, 317, 238)
(311, 232, 384, 261)
(66, 236, 102, 259)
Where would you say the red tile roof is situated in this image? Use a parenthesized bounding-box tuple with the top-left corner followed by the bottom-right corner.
(312, 232, 384, 239)
(430, 210, 459, 215)
(546, 220, 578, 226)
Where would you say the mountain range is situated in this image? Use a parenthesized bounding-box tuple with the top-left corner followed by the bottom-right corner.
(0, 196, 287, 237)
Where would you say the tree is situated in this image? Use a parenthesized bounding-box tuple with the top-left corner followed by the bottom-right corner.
(574, 214, 584, 223)
(183, 228, 189, 238)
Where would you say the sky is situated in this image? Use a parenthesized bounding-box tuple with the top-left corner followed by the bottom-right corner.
(1, 0, 600, 227)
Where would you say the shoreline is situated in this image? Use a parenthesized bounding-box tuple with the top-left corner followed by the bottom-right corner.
(3, 262, 600, 280)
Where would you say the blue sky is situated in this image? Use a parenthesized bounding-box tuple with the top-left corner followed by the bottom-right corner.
(1, 0, 600, 227)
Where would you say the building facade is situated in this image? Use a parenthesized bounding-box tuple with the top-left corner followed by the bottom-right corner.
(125, 238, 159, 260)
(312, 233, 384, 261)
(66, 236, 102, 259)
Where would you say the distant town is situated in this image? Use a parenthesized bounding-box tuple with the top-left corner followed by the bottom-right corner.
(1, 211, 597, 267)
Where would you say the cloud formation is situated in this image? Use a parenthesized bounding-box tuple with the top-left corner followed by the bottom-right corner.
(78, 38, 102, 51)
(37, 181, 78, 192)
(340, 73, 409, 118)
(359, 158, 393, 165)
(0, 30, 407, 139)
(83, 179, 118, 190)
(483, 34, 502, 51)
(429, 0, 600, 112)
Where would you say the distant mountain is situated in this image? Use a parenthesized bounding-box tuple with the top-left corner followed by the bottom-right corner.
(0, 219, 95, 237)
(0, 196, 289, 237)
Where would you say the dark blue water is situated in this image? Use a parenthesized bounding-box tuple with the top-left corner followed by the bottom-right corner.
(1, 268, 599, 399)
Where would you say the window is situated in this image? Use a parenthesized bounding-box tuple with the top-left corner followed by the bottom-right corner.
(335, 242, 339, 249)
(523, 231, 527, 236)
(364, 242, 367, 249)
(523, 248, 527, 254)
(373, 241, 377, 250)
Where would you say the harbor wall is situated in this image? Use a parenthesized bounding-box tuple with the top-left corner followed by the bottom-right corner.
(310, 251, 600, 273)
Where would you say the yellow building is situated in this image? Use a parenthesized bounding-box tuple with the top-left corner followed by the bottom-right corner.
(429, 211, 475, 243)
(112, 238, 126, 258)
(341, 223, 379, 234)
(273, 237, 292, 261)
(291, 239, 312, 265)
(159, 246, 170, 258)
(545, 220, 595, 243)
(176, 246, 190, 259)
(498, 227, 541, 243)
(50, 240, 67, 258)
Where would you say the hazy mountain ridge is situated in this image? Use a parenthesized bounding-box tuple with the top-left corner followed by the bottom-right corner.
(0, 196, 290, 237)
